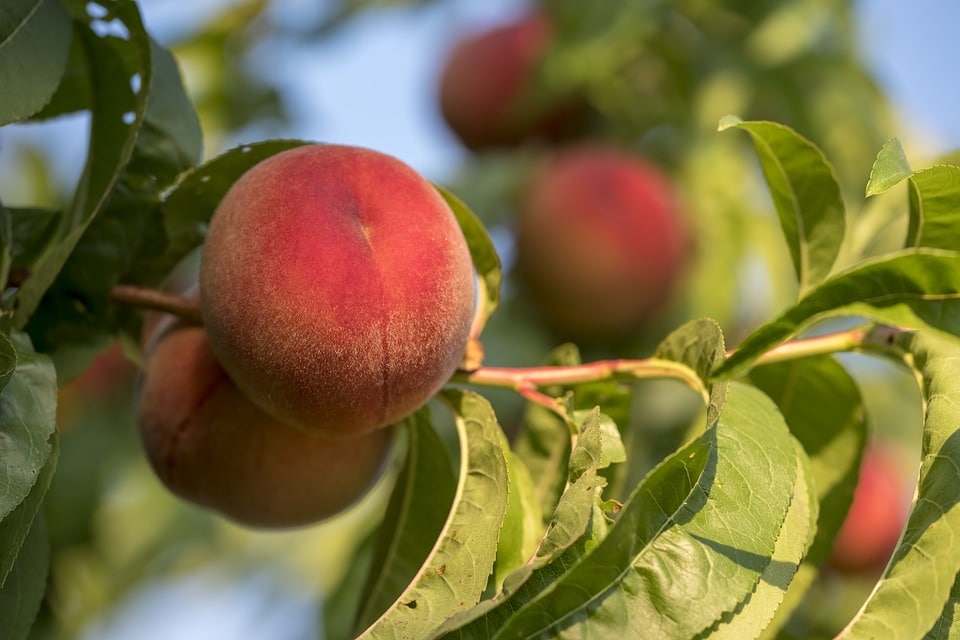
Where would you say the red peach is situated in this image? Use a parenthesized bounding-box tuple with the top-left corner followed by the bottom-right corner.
(438, 13, 582, 150)
(515, 143, 689, 340)
(200, 144, 476, 437)
(137, 312, 394, 528)
(828, 444, 911, 573)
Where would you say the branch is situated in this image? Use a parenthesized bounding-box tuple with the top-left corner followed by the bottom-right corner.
(453, 323, 910, 416)
(110, 285, 203, 325)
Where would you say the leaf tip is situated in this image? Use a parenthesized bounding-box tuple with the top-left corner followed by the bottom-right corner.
(865, 137, 913, 197)
(717, 115, 743, 132)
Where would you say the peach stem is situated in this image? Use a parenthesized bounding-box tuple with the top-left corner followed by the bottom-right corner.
(110, 285, 203, 325)
(453, 324, 908, 415)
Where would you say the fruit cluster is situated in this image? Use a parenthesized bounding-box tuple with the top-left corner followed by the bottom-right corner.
(137, 145, 476, 527)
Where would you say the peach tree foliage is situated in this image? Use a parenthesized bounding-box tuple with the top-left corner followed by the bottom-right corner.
(3, 1, 960, 640)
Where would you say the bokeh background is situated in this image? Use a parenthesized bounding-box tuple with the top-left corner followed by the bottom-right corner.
(2, 1, 958, 638)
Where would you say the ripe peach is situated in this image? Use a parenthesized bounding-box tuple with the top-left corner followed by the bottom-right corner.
(828, 444, 911, 573)
(200, 144, 476, 437)
(137, 311, 395, 528)
(438, 13, 582, 150)
(515, 143, 689, 340)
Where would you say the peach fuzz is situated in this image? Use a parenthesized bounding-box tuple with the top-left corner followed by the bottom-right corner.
(200, 144, 476, 437)
(137, 314, 395, 528)
(516, 143, 689, 339)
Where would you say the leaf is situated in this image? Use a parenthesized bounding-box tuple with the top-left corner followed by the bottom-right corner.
(748, 356, 868, 635)
(0, 0, 72, 125)
(14, 0, 151, 327)
(24, 36, 203, 366)
(0, 434, 57, 586)
(0, 323, 16, 393)
(0, 333, 57, 525)
(492, 449, 544, 593)
(865, 137, 913, 197)
(905, 165, 960, 251)
(436, 185, 502, 341)
(447, 382, 798, 640)
(356, 390, 509, 640)
(924, 570, 960, 640)
(839, 331, 960, 638)
(0, 513, 50, 640)
(512, 344, 581, 525)
(719, 117, 845, 294)
(715, 250, 960, 379)
(353, 410, 458, 632)
(430, 408, 708, 640)
(654, 317, 726, 387)
(704, 439, 814, 639)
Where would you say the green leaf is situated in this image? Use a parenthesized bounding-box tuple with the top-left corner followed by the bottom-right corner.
(24, 36, 202, 364)
(0, 513, 49, 640)
(719, 118, 845, 295)
(715, 250, 960, 379)
(353, 410, 458, 632)
(0, 333, 57, 524)
(0, 434, 56, 586)
(492, 449, 544, 593)
(436, 185, 502, 340)
(653, 317, 727, 419)
(455, 382, 796, 640)
(865, 137, 913, 197)
(748, 356, 867, 635)
(703, 439, 814, 639)
(839, 332, 960, 638)
(511, 344, 581, 525)
(14, 0, 151, 326)
(925, 570, 960, 640)
(3, 208, 62, 286)
(431, 408, 707, 640)
(0, 330, 16, 394)
(654, 317, 726, 387)
(0, 0, 72, 125)
(356, 390, 509, 640)
(906, 165, 960, 250)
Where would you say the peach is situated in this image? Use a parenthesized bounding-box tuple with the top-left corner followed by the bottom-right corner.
(438, 13, 582, 150)
(828, 444, 911, 573)
(137, 311, 395, 528)
(515, 143, 689, 340)
(200, 144, 476, 437)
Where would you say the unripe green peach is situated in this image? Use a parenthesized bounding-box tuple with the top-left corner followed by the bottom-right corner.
(438, 13, 582, 150)
(200, 144, 476, 437)
(516, 143, 689, 340)
(137, 311, 394, 528)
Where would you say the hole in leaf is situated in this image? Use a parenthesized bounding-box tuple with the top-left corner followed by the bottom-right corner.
(86, 1, 107, 18)
(240, 146, 252, 153)
(90, 18, 130, 40)
(130, 73, 142, 95)
(122, 112, 135, 125)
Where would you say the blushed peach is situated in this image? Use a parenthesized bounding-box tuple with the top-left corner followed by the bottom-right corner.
(137, 312, 395, 528)
(200, 144, 475, 437)
(438, 13, 582, 150)
(516, 143, 689, 340)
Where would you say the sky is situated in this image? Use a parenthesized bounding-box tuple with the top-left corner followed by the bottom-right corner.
(8, 1, 960, 638)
